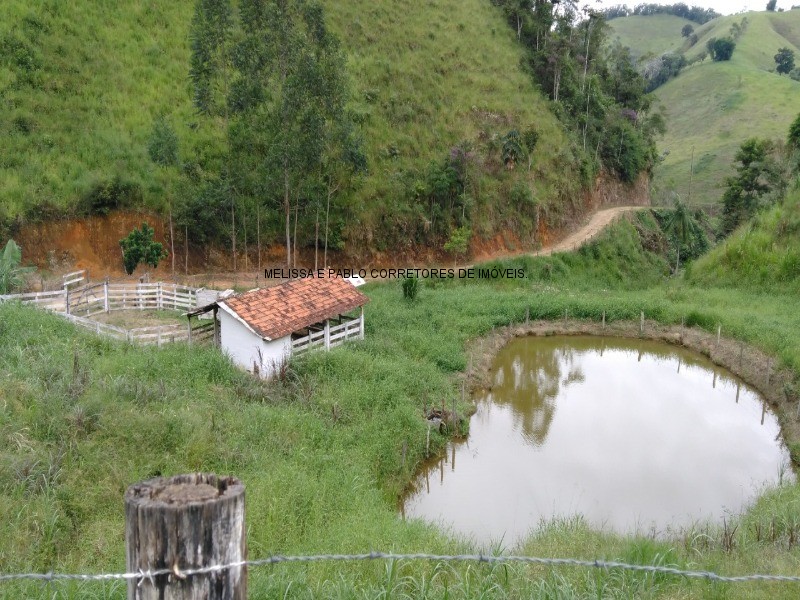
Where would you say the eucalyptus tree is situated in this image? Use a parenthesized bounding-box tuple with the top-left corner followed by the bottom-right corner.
(229, 0, 349, 270)
(147, 116, 180, 273)
(189, 0, 237, 268)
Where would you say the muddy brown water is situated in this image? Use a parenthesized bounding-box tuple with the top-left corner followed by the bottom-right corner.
(402, 336, 793, 546)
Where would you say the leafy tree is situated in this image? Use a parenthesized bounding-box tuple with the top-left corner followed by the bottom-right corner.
(767, 0, 778, 11)
(681, 24, 694, 38)
(0, 239, 34, 294)
(661, 200, 707, 272)
(147, 116, 180, 273)
(443, 226, 471, 260)
(119, 223, 167, 275)
(493, 2, 659, 183)
(775, 47, 795, 75)
(708, 37, 736, 61)
(720, 139, 777, 236)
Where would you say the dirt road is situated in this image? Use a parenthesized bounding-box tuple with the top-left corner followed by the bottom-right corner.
(532, 205, 645, 257)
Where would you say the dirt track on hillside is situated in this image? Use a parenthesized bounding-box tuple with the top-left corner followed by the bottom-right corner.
(533, 206, 644, 256)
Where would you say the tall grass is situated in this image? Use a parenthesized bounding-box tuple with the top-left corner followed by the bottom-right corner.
(3, 215, 800, 598)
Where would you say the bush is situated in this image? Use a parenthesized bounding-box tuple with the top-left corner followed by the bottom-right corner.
(78, 176, 143, 216)
(708, 37, 736, 62)
(401, 275, 419, 300)
(119, 223, 167, 275)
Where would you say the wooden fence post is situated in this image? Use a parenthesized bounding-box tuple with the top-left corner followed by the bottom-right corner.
(359, 306, 365, 340)
(104, 278, 110, 313)
(324, 320, 331, 349)
(125, 473, 246, 600)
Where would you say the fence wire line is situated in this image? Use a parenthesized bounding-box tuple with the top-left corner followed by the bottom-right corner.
(2, 552, 800, 585)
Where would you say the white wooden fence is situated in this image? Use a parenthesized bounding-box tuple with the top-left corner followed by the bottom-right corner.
(61, 314, 215, 346)
(1, 281, 213, 346)
(291, 314, 364, 356)
(65, 282, 197, 317)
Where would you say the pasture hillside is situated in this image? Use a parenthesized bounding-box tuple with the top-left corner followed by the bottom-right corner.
(0, 0, 573, 244)
(611, 10, 800, 206)
(608, 14, 696, 59)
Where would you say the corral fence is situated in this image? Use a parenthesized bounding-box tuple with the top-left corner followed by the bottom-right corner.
(1, 280, 220, 346)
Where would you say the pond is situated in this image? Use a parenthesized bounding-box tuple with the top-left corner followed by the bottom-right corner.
(401, 336, 793, 546)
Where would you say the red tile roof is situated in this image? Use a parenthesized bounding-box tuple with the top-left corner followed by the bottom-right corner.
(220, 277, 368, 340)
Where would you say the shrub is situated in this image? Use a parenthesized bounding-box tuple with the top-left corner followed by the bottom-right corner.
(401, 275, 419, 300)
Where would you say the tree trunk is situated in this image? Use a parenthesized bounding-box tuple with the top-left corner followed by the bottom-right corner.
(314, 201, 319, 271)
(231, 199, 236, 272)
(169, 207, 175, 275)
(242, 205, 248, 273)
(324, 184, 333, 269)
(125, 473, 246, 600)
(257, 202, 261, 273)
(293, 201, 299, 269)
(184, 224, 188, 275)
(284, 164, 291, 270)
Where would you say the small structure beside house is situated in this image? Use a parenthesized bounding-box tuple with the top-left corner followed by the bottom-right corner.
(188, 277, 368, 378)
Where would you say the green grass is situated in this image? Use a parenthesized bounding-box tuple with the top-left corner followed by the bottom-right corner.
(690, 184, 800, 290)
(608, 14, 696, 59)
(0, 0, 575, 241)
(639, 10, 800, 205)
(4, 212, 800, 598)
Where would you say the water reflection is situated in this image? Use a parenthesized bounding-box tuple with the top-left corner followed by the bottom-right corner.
(402, 336, 793, 547)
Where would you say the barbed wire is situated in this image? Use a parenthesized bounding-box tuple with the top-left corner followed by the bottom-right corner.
(2, 552, 800, 585)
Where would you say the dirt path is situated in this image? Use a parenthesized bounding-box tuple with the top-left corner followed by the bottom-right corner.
(532, 206, 644, 257)
(458, 205, 645, 270)
(83, 205, 648, 289)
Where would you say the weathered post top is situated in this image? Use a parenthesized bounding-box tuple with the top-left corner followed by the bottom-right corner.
(125, 473, 246, 600)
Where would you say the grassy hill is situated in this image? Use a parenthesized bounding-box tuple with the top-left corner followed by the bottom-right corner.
(611, 10, 800, 207)
(690, 185, 800, 289)
(0, 1, 574, 245)
(608, 14, 696, 59)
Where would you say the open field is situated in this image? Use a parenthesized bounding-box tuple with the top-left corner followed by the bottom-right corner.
(3, 210, 800, 598)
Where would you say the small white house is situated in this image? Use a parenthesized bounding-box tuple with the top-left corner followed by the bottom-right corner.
(189, 277, 368, 379)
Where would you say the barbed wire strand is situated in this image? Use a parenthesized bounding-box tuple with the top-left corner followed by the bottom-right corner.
(2, 552, 800, 585)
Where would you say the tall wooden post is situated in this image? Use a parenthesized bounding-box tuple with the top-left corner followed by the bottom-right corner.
(125, 473, 246, 600)
(359, 306, 365, 340)
(104, 278, 110, 313)
(213, 306, 220, 347)
(324, 319, 331, 349)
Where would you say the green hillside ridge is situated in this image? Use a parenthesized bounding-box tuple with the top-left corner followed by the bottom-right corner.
(608, 14, 696, 59)
(611, 10, 800, 207)
(0, 0, 573, 247)
(690, 184, 800, 289)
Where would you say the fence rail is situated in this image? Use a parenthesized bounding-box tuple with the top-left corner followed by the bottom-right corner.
(291, 314, 364, 355)
(2, 281, 207, 346)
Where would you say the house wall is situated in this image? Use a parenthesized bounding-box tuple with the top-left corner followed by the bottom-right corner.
(218, 310, 291, 378)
